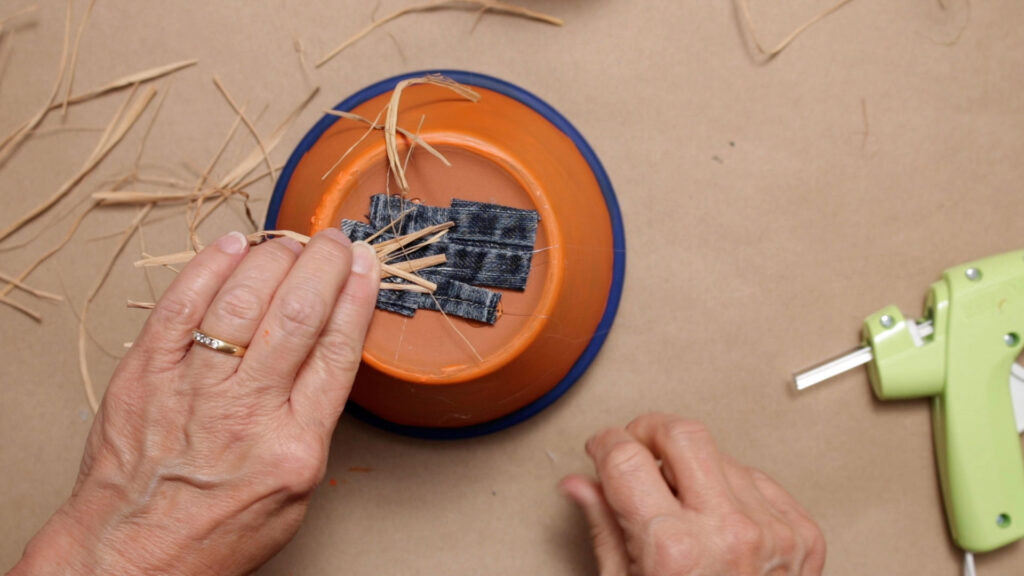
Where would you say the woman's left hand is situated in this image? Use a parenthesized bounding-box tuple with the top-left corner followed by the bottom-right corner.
(10, 228, 380, 576)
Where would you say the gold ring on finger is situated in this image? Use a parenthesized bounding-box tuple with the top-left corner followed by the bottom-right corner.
(191, 329, 247, 357)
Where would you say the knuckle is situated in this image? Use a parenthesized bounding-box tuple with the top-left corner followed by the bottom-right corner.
(602, 441, 650, 477)
(785, 508, 823, 545)
(310, 227, 350, 249)
(281, 463, 321, 495)
(663, 419, 713, 446)
(773, 520, 799, 558)
(588, 523, 615, 549)
(316, 233, 351, 257)
(272, 435, 326, 495)
(585, 428, 615, 455)
(338, 281, 378, 312)
(313, 331, 364, 375)
(215, 285, 266, 325)
(259, 238, 302, 262)
(151, 290, 202, 331)
(302, 236, 351, 273)
(588, 427, 617, 447)
(275, 286, 327, 335)
(721, 513, 765, 556)
(624, 412, 658, 434)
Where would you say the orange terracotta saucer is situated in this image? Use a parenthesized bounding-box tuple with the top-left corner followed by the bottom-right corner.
(266, 71, 625, 438)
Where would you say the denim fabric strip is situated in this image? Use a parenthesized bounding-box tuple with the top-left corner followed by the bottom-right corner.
(375, 277, 501, 324)
(339, 194, 537, 323)
(448, 199, 539, 249)
(341, 220, 376, 242)
(369, 195, 450, 234)
(375, 288, 418, 317)
(440, 245, 533, 290)
(415, 275, 502, 324)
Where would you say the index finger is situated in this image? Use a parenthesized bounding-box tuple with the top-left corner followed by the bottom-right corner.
(626, 413, 733, 510)
(586, 427, 680, 530)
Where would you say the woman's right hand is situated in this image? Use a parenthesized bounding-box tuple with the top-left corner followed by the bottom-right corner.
(561, 413, 826, 576)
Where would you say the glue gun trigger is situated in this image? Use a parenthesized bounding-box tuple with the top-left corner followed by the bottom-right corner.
(1009, 363, 1024, 434)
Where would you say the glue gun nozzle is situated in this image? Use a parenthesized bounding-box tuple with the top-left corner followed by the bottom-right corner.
(792, 319, 934, 391)
(793, 346, 874, 390)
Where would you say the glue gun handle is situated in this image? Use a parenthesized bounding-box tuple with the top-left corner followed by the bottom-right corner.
(935, 357, 1024, 552)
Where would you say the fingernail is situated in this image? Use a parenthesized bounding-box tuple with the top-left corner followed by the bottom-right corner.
(320, 227, 352, 246)
(214, 231, 248, 254)
(351, 241, 377, 275)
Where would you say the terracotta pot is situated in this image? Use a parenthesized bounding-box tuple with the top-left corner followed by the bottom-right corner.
(267, 71, 624, 438)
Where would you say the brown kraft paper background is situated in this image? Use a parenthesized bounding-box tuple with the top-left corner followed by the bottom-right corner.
(1, 1, 1022, 574)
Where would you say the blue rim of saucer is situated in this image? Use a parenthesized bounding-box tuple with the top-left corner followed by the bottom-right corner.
(266, 70, 625, 439)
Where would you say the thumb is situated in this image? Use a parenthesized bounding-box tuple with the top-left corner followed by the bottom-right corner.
(560, 475, 630, 576)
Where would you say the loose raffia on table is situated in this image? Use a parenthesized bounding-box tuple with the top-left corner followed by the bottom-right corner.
(61, 0, 98, 117)
(0, 2, 564, 408)
(0, 48, 315, 416)
(0, 2, 71, 172)
(0, 5, 38, 35)
(316, 0, 563, 68)
(736, 0, 858, 60)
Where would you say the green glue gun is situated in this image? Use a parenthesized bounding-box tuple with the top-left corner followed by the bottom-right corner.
(795, 249, 1024, 554)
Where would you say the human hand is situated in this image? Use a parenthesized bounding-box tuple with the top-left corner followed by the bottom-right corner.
(10, 229, 379, 576)
(561, 413, 826, 576)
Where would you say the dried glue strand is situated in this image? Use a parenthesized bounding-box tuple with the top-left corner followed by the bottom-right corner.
(930, 0, 971, 47)
(126, 300, 155, 309)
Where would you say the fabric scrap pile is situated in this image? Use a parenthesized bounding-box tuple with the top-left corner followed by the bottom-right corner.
(341, 194, 539, 324)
